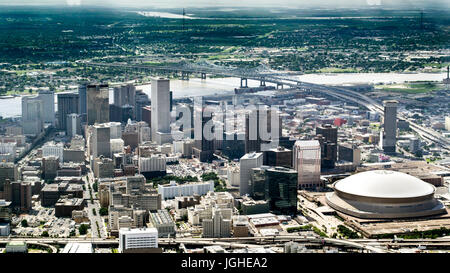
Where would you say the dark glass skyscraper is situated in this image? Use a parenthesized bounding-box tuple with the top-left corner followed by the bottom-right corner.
(265, 167, 298, 215)
(316, 124, 338, 169)
(57, 92, 79, 130)
(193, 105, 215, 163)
(78, 83, 87, 122)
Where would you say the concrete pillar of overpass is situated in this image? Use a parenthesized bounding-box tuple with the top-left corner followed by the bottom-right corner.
(277, 83, 283, 89)
(240, 78, 248, 88)
(260, 78, 266, 87)
(181, 71, 189, 81)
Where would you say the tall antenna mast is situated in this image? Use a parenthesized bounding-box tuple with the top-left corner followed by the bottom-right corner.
(182, 8, 185, 32)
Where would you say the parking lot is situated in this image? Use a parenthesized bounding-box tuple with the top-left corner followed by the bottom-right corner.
(11, 202, 77, 238)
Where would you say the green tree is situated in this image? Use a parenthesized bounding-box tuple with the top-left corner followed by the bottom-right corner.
(79, 224, 89, 235)
(21, 219, 28, 227)
(99, 207, 108, 216)
(41, 231, 49, 237)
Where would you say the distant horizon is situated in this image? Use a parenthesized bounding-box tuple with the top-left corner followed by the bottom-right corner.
(0, 0, 448, 9)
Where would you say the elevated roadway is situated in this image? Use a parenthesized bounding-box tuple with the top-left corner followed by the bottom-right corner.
(84, 61, 449, 151)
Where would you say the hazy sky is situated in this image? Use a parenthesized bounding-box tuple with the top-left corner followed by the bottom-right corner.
(0, 0, 448, 8)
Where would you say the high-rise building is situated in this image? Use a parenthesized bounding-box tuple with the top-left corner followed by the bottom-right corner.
(151, 78, 171, 144)
(316, 124, 338, 144)
(263, 146, 292, 168)
(10, 181, 31, 211)
(193, 105, 215, 163)
(338, 144, 361, 166)
(108, 122, 122, 139)
(202, 209, 231, 238)
(42, 156, 59, 180)
(93, 157, 114, 178)
(293, 140, 322, 189)
(118, 227, 159, 253)
(66, 113, 82, 137)
(139, 155, 167, 179)
(0, 142, 17, 162)
(316, 124, 338, 169)
(380, 100, 398, 154)
(135, 90, 150, 122)
(42, 142, 64, 163)
(239, 152, 263, 196)
(87, 84, 109, 125)
(21, 95, 43, 135)
(410, 137, 421, 154)
(0, 199, 12, 224)
(245, 107, 282, 154)
(19, 182, 32, 212)
(265, 167, 297, 215)
(250, 166, 269, 200)
(114, 84, 136, 116)
(142, 106, 151, 129)
(0, 163, 17, 192)
(78, 83, 87, 122)
(110, 104, 134, 123)
(37, 90, 55, 126)
(91, 124, 111, 158)
(57, 92, 79, 130)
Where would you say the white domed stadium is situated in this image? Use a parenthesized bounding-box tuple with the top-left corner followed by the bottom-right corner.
(326, 170, 447, 219)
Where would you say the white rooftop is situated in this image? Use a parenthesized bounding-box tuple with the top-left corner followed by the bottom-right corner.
(334, 170, 435, 199)
(61, 243, 93, 253)
(119, 227, 158, 235)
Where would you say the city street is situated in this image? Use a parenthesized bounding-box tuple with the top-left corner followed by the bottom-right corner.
(83, 167, 108, 239)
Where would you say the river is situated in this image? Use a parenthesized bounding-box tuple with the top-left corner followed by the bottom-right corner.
(0, 72, 445, 119)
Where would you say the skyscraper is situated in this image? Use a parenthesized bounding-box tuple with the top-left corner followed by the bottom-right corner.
(239, 152, 263, 196)
(192, 105, 215, 163)
(316, 124, 338, 144)
(87, 84, 109, 125)
(37, 90, 55, 126)
(114, 84, 136, 108)
(381, 100, 398, 154)
(294, 140, 322, 189)
(265, 167, 298, 215)
(151, 78, 171, 144)
(57, 92, 79, 130)
(91, 124, 111, 158)
(0, 163, 17, 192)
(78, 83, 87, 122)
(21, 95, 43, 135)
(113, 84, 136, 119)
(66, 113, 82, 137)
(135, 90, 150, 122)
(202, 209, 231, 238)
(316, 124, 338, 169)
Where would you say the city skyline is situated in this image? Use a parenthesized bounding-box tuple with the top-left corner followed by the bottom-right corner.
(0, 2, 448, 259)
